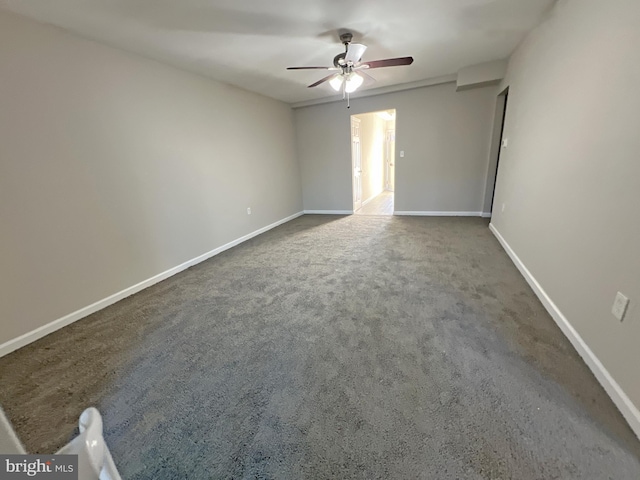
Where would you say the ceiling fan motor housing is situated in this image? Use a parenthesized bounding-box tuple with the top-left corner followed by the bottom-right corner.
(333, 52, 346, 68)
(334, 32, 355, 68)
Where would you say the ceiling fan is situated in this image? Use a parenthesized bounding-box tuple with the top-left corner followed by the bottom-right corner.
(287, 32, 414, 107)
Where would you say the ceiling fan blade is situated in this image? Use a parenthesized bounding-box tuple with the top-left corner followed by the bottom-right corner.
(345, 43, 367, 64)
(308, 73, 339, 88)
(287, 66, 334, 70)
(359, 70, 376, 86)
(360, 56, 414, 69)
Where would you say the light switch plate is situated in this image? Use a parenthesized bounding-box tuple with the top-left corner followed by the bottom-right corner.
(612, 292, 629, 321)
(400, 150, 405, 157)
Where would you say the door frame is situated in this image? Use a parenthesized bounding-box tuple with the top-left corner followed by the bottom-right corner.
(384, 128, 395, 192)
(351, 116, 363, 212)
(483, 87, 509, 216)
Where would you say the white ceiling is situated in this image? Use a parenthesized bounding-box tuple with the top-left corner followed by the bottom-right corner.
(0, 0, 555, 104)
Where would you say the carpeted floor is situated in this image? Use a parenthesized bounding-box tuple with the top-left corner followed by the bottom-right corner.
(0, 215, 639, 479)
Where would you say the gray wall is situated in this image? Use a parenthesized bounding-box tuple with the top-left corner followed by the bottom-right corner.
(491, 0, 640, 410)
(0, 10, 302, 346)
(295, 83, 497, 213)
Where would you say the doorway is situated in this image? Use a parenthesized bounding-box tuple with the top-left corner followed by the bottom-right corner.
(351, 109, 396, 215)
(482, 87, 509, 216)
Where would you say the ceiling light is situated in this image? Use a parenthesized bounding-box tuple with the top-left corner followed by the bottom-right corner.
(345, 73, 363, 93)
(329, 75, 344, 92)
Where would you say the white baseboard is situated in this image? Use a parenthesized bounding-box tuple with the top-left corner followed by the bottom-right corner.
(303, 210, 353, 215)
(489, 223, 640, 439)
(481, 212, 492, 218)
(394, 211, 483, 217)
(0, 211, 304, 358)
(361, 190, 384, 208)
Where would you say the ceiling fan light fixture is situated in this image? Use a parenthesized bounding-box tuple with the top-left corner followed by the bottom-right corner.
(345, 73, 364, 93)
(287, 31, 414, 107)
(329, 75, 344, 92)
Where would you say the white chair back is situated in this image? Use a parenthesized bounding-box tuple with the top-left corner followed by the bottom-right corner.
(1, 406, 122, 480)
(56, 407, 123, 480)
(0, 407, 26, 454)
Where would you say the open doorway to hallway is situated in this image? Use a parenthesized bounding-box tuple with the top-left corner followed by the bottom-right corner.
(351, 109, 396, 215)
(482, 87, 509, 217)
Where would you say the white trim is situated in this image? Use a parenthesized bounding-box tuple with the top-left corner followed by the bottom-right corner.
(361, 190, 384, 208)
(291, 75, 457, 109)
(489, 223, 640, 440)
(303, 210, 353, 215)
(0, 211, 304, 358)
(481, 212, 492, 218)
(394, 211, 483, 217)
(0, 407, 25, 454)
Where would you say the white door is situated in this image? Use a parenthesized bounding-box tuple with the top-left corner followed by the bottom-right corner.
(351, 118, 363, 211)
(385, 129, 395, 191)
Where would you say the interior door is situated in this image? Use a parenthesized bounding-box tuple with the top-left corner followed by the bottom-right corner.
(385, 129, 395, 191)
(490, 91, 509, 213)
(351, 117, 363, 211)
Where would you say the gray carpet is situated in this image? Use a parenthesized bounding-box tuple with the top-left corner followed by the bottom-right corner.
(1, 215, 639, 479)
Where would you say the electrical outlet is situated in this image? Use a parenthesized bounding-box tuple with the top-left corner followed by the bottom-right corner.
(400, 150, 405, 158)
(612, 292, 629, 321)
(502, 138, 509, 148)
(247, 207, 251, 215)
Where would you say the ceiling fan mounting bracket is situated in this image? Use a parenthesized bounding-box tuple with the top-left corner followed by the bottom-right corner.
(339, 32, 353, 45)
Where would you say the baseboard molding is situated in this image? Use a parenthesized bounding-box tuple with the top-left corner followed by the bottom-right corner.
(489, 223, 640, 439)
(394, 211, 483, 217)
(303, 210, 353, 215)
(0, 211, 304, 358)
(361, 191, 384, 208)
(481, 212, 492, 218)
